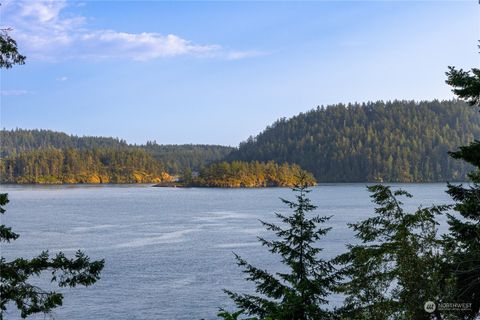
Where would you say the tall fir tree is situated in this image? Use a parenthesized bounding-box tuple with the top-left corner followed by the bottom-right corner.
(223, 174, 338, 320)
(335, 185, 452, 320)
(444, 59, 480, 317)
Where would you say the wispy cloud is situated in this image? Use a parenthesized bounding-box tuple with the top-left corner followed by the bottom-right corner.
(19, 0, 68, 23)
(2, 0, 262, 62)
(79, 30, 220, 61)
(56, 76, 68, 81)
(0, 90, 30, 96)
(226, 50, 269, 60)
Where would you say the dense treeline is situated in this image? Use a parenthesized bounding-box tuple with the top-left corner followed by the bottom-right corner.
(187, 161, 316, 187)
(0, 129, 129, 157)
(0, 129, 234, 174)
(0, 148, 173, 184)
(3, 100, 480, 183)
(143, 142, 234, 173)
(227, 100, 480, 182)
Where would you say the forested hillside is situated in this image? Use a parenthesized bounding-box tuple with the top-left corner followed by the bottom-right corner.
(0, 148, 172, 184)
(0, 129, 129, 156)
(2, 100, 479, 183)
(227, 100, 480, 182)
(0, 129, 233, 174)
(143, 142, 234, 173)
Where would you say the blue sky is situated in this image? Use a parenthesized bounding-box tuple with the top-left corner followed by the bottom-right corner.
(1, 1, 478, 146)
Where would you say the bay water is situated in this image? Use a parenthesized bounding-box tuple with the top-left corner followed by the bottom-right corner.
(0, 184, 454, 319)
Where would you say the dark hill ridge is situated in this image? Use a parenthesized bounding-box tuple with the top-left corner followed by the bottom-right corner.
(0, 129, 129, 157)
(226, 100, 480, 182)
(0, 129, 234, 174)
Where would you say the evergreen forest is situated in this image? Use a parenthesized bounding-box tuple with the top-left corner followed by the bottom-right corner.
(227, 100, 480, 182)
(188, 161, 316, 187)
(0, 129, 233, 174)
(2, 99, 480, 184)
(0, 148, 172, 184)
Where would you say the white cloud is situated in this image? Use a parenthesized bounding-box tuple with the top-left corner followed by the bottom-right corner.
(80, 30, 220, 61)
(19, 1, 67, 23)
(226, 50, 269, 60)
(0, 90, 30, 96)
(1, 1, 261, 62)
(3, 1, 84, 60)
(56, 76, 68, 81)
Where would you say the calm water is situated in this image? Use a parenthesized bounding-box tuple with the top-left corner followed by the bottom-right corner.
(0, 184, 454, 320)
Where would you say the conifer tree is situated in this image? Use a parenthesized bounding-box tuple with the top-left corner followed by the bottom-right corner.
(446, 66, 480, 107)
(0, 194, 104, 319)
(444, 58, 480, 318)
(224, 174, 337, 320)
(0, 28, 25, 69)
(335, 185, 451, 320)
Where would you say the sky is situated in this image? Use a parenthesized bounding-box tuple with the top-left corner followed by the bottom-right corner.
(0, 0, 479, 146)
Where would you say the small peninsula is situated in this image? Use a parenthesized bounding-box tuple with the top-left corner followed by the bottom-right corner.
(155, 161, 316, 188)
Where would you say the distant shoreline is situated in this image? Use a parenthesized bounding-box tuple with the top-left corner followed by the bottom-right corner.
(0, 181, 466, 188)
(152, 182, 301, 188)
